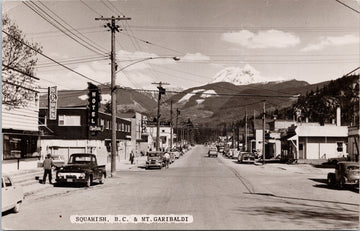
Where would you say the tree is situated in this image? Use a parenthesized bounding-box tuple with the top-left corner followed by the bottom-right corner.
(2, 14, 42, 108)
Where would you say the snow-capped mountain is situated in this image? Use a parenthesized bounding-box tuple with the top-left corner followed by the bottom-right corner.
(210, 64, 266, 85)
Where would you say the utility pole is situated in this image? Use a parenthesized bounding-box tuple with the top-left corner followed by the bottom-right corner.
(170, 100, 173, 150)
(176, 109, 179, 147)
(152, 82, 169, 151)
(245, 109, 248, 152)
(232, 122, 235, 148)
(263, 101, 266, 165)
(95, 16, 131, 176)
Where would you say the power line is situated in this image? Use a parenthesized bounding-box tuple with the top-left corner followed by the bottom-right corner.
(23, 1, 108, 56)
(335, 0, 360, 14)
(119, 30, 184, 55)
(2, 29, 104, 85)
(37, 1, 109, 53)
(3, 64, 40, 80)
(2, 80, 40, 93)
(80, 0, 103, 16)
(36, 56, 108, 68)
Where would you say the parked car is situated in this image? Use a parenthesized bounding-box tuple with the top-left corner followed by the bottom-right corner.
(146, 151, 164, 169)
(171, 150, 181, 159)
(208, 147, 218, 158)
(1, 175, 24, 213)
(218, 146, 225, 154)
(169, 152, 175, 164)
(55, 153, 106, 187)
(238, 152, 256, 164)
(327, 161, 359, 189)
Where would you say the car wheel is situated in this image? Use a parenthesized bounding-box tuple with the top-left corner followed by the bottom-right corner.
(327, 175, 334, 186)
(99, 174, 105, 184)
(12, 201, 22, 213)
(85, 176, 92, 187)
(338, 178, 345, 190)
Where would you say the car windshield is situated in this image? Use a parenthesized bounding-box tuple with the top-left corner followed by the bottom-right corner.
(148, 153, 161, 157)
(347, 165, 360, 171)
(68, 155, 93, 164)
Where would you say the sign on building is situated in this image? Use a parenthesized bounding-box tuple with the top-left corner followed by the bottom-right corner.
(88, 82, 101, 135)
(48, 86, 58, 120)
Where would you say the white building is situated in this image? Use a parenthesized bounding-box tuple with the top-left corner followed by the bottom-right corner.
(2, 82, 40, 172)
(146, 122, 174, 151)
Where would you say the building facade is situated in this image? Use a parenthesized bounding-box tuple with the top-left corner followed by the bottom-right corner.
(146, 122, 174, 151)
(2, 88, 40, 172)
(39, 107, 131, 165)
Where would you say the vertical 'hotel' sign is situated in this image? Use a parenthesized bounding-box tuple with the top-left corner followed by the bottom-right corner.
(48, 86, 58, 120)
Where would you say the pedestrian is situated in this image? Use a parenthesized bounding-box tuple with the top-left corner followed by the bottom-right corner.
(129, 150, 135, 165)
(43, 154, 54, 184)
(164, 152, 170, 169)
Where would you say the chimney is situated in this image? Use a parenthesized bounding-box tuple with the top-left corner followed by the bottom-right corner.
(336, 107, 341, 126)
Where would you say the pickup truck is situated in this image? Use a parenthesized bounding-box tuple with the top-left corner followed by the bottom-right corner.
(327, 161, 359, 189)
(55, 153, 106, 187)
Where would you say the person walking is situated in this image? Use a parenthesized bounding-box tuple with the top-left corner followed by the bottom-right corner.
(164, 152, 170, 169)
(129, 150, 135, 165)
(43, 154, 54, 184)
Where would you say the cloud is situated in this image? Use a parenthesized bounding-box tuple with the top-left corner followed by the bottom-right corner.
(182, 53, 210, 61)
(221, 30, 300, 48)
(301, 34, 359, 52)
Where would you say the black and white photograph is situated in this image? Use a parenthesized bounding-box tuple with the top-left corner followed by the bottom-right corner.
(1, 0, 359, 230)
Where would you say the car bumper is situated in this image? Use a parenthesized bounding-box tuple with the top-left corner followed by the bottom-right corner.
(56, 178, 87, 184)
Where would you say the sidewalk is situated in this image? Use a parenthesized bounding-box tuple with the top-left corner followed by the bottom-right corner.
(4, 156, 148, 198)
(106, 155, 147, 172)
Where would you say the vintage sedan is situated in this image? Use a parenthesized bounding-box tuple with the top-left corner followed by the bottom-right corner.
(1, 175, 24, 213)
(327, 161, 359, 189)
(208, 147, 218, 158)
(238, 152, 256, 164)
(145, 151, 164, 169)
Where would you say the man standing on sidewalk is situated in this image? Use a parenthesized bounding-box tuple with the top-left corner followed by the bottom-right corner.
(43, 154, 54, 184)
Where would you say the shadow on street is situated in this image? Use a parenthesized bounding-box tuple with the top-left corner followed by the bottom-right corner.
(309, 178, 359, 193)
(244, 192, 359, 206)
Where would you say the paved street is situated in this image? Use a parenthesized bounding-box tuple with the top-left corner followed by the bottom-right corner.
(2, 145, 359, 230)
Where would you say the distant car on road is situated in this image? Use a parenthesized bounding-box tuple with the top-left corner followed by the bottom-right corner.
(327, 161, 359, 189)
(146, 151, 164, 169)
(208, 147, 218, 158)
(1, 175, 24, 213)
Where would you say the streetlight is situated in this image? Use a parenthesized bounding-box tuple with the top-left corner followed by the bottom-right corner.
(110, 56, 180, 176)
(116, 56, 180, 73)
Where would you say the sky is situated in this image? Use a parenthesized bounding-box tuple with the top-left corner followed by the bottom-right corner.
(2, 0, 360, 91)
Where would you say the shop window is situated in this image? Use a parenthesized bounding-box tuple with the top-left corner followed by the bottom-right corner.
(3, 135, 38, 160)
(4, 177, 12, 187)
(39, 116, 47, 126)
(299, 144, 303, 151)
(337, 142, 343, 152)
(58, 115, 81, 126)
